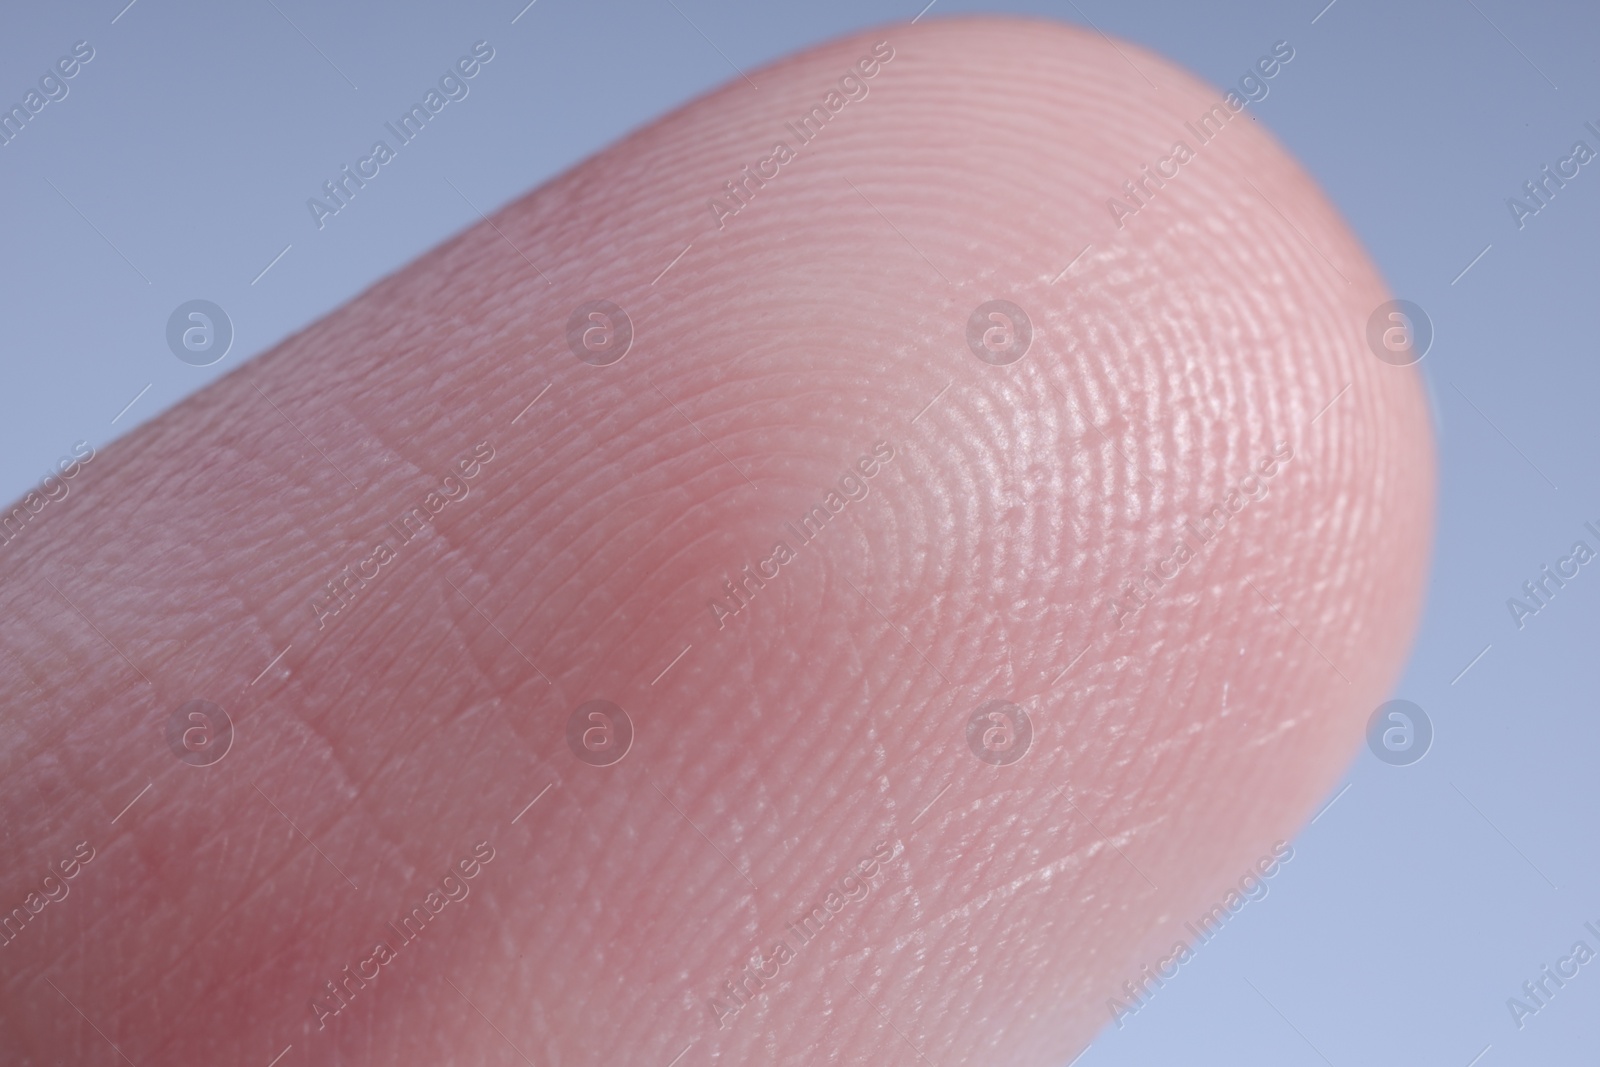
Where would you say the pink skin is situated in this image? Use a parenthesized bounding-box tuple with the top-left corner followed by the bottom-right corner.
(0, 17, 1430, 1067)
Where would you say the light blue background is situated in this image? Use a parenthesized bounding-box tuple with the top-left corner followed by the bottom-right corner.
(2, 1, 1596, 1064)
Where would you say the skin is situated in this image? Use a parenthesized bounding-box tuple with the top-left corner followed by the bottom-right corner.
(0, 16, 1431, 1067)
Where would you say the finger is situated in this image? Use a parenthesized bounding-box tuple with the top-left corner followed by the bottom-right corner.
(0, 15, 1431, 1067)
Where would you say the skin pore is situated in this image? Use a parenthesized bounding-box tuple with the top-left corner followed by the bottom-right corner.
(0, 17, 1431, 1067)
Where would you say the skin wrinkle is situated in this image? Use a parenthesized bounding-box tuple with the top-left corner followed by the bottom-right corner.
(916, 807, 1163, 938)
(0, 17, 1431, 1067)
